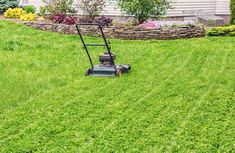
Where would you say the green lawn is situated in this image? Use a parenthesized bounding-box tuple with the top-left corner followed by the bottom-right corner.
(0, 20, 234, 152)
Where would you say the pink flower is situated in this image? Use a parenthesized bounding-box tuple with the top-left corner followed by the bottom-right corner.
(138, 21, 160, 29)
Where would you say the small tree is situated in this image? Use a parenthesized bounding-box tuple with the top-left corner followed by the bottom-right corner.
(43, 0, 75, 15)
(118, 0, 170, 24)
(231, 0, 235, 24)
(77, 0, 105, 18)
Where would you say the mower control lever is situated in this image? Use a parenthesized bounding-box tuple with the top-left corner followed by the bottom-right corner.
(85, 44, 107, 47)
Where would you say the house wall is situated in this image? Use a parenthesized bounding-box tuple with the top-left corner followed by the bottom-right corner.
(167, 0, 216, 16)
(216, 0, 230, 15)
(27, 0, 45, 9)
(20, 0, 230, 17)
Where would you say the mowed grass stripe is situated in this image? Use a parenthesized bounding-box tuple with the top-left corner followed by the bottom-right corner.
(91, 40, 220, 151)
(0, 28, 218, 151)
(0, 35, 182, 151)
(146, 43, 232, 152)
(42, 44, 196, 151)
(0, 31, 181, 115)
(166, 48, 230, 152)
(131, 45, 218, 152)
(79, 50, 195, 151)
(79, 40, 215, 151)
(98, 38, 228, 152)
(0, 33, 192, 152)
(145, 43, 233, 152)
(0, 77, 115, 141)
(0, 21, 234, 152)
(166, 48, 235, 152)
(0, 28, 86, 111)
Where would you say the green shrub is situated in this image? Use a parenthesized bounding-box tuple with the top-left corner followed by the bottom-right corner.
(77, 0, 105, 18)
(231, 0, 235, 24)
(0, 0, 18, 13)
(38, 6, 47, 16)
(23, 5, 36, 13)
(118, 0, 170, 24)
(43, 0, 75, 15)
(207, 25, 235, 36)
(228, 31, 235, 36)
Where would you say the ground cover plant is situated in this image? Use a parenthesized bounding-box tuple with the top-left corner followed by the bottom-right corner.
(0, 21, 235, 152)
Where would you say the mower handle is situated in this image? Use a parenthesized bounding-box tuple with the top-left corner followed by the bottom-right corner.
(76, 23, 116, 69)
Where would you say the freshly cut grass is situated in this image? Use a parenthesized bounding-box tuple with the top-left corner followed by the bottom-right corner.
(0, 21, 234, 152)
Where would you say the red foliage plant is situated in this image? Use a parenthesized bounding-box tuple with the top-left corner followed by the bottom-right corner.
(51, 13, 77, 25)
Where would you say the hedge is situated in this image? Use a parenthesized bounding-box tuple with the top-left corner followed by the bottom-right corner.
(207, 25, 235, 36)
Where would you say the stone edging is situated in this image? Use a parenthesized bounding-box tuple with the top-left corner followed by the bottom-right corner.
(23, 21, 205, 40)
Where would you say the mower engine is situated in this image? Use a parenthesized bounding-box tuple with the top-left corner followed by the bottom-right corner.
(99, 52, 116, 65)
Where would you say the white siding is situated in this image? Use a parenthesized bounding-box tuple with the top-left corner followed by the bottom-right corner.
(167, 0, 216, 16)
(216, 0, 230, 15)
(71, 0, 122, 15)
(102, 0, 122, 15)
(100, 0, 230, 16)
(28, 0, 45, 8)
(26, 0, 230, 16)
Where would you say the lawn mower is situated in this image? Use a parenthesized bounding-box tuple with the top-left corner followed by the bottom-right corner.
(76, 23, 131, 77)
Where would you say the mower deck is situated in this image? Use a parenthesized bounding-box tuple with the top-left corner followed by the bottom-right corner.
(86, 64, 131, 77)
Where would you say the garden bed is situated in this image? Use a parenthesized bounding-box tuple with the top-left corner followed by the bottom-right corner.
(24, 21, 205, 40)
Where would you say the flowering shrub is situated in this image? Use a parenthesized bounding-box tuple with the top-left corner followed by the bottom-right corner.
(138, 20, 195, 29)
(4, 8, 25, 18)
(79, 16, 112, 27)
(51, 13, 77, 25)
(20, 13, 36, 21)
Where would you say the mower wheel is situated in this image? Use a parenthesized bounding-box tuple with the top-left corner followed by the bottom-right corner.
(115, 69, 122, 77)
(85, 69, 92, 76)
